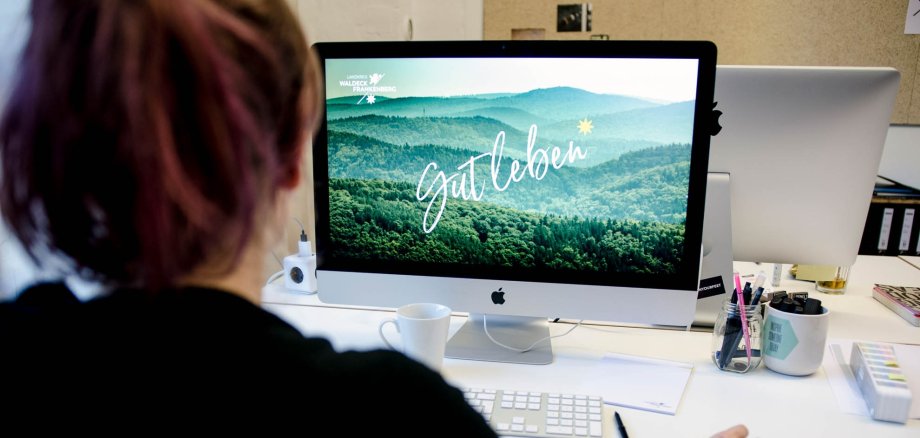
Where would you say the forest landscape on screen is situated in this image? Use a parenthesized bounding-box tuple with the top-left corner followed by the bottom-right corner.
(321, 56, 700, 284)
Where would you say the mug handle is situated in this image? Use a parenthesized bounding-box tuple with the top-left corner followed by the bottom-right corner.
(378, 318, 399, 350)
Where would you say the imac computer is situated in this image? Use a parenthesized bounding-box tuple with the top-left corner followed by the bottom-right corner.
(312, 41, 717, 364)
(695, 66, 900, 325)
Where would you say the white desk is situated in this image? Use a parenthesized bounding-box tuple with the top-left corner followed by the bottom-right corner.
(901, 256, 920, 271)
(262, 255, 919, 437)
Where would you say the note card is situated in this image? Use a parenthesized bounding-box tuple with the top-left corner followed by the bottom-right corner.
(587, 352, 693, 415)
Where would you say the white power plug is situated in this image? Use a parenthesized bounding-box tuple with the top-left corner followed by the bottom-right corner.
(283, 230, 317, 293)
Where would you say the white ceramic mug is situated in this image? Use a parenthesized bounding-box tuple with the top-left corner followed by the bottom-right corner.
(762, 304, 830, 376)
(378, 303, 452, 371)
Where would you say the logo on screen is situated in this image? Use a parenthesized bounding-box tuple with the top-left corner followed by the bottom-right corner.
(338, 73, 396, 105)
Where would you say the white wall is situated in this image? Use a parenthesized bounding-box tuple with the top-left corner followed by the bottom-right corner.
(878, 125, 920, 190)
(288, 0, 483, 42)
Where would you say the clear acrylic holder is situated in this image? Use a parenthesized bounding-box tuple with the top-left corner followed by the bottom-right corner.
(711, 301, 763, 373)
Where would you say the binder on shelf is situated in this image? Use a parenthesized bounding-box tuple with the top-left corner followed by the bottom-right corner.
(859, 178, 920, 256)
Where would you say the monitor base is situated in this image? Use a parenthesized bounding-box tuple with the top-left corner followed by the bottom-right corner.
(445, 313, 553, 365)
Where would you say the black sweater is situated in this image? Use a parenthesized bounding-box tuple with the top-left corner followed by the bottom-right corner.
(0, 282, 498, 436)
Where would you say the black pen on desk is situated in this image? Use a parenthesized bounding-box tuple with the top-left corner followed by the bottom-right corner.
(614, 411, 629, 438)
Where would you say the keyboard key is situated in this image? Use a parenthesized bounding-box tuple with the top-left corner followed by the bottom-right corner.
(589, 421, 602, 437)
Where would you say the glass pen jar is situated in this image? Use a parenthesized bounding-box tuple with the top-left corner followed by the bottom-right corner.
(711, 301, 763, 373)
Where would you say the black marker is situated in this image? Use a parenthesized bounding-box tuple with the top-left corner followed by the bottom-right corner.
(614, 411, 629, 438)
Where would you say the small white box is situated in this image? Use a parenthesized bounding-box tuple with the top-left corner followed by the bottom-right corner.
(850, 341, 913, 424)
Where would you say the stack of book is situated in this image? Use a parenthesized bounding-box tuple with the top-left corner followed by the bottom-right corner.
(859, 176, 920, 256)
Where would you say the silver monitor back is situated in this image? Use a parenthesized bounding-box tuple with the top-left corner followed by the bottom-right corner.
(709, 66, 900, 266)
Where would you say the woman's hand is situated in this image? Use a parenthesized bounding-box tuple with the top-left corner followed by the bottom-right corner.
(711, 424, 749, 438)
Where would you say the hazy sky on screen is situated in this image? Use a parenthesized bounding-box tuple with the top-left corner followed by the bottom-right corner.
(324, 57, 700, 103)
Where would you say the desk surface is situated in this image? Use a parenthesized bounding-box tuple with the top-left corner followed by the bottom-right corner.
(262, 256, 920, 437)
(901, 256, 920, 271)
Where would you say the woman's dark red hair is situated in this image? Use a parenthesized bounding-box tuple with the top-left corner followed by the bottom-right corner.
(0, 0, 321, 288)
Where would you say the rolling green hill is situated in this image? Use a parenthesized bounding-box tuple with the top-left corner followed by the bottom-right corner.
(484, 87, 659, 121)
(328, 178, 686, 273)
(328, 115, 554, 159)
(326, 87, 664, 126)
(325, 87, 694, 166)
(322, 87, 695, 273)
(542, 100, 695, 145)
(326, 130, 690, 223)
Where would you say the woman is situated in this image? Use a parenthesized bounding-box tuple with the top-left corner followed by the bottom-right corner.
(0, 0, 496, 434)
(0, 1, 748, 436)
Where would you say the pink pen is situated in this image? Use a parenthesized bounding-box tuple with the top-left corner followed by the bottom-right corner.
(733, 271, 753, 364)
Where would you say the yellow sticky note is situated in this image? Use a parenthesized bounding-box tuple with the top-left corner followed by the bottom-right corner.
(888, 374, 907, 382)
(884, 360, 899, 367)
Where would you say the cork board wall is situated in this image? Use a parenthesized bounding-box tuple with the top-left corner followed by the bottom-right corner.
(484, 0, 920, 124)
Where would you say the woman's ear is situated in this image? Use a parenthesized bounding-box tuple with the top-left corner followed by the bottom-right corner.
(278, 144, 304, 190)
(279, 163, 301, 190)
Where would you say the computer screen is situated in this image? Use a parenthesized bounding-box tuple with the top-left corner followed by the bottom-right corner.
(312, 41, 717, 364)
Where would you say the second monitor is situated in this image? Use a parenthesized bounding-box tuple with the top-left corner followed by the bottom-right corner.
(694, 65, 900, 326)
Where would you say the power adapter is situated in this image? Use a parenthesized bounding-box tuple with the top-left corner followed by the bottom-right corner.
(283, 229, 317, 293)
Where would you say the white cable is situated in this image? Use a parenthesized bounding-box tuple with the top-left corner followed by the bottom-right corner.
(265, 269, 284, 286)
(482, 315, 583, 353)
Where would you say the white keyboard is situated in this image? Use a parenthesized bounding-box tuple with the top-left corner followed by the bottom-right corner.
(463, 388, 606, 437)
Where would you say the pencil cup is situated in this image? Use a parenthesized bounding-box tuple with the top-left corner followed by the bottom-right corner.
(762, 304, 829, 376)
(711, 301, 763, 373)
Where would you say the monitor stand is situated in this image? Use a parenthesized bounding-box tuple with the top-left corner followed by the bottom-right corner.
(694, 172, 735, 327)
(445, 314, 554, 365)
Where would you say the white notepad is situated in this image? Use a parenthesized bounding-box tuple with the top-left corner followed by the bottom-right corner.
(585, 352, 694, 415)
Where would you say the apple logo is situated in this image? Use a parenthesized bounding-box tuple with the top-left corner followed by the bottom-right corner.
(491, 287, 506, 305)
(711, 101, 723, 136)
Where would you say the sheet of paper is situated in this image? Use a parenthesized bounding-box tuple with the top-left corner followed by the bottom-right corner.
(906, 0, 920, 34)
(585, 352, 693, 415)
(824, 339, 920, 419)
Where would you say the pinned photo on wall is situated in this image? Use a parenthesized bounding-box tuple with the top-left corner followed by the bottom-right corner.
(557, 3, 592, 32)
(907, 0, 920, 34)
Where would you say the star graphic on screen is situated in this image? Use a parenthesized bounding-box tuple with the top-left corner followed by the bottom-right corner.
(577, 118, 593, 135)
(367, 95, 376, 104)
